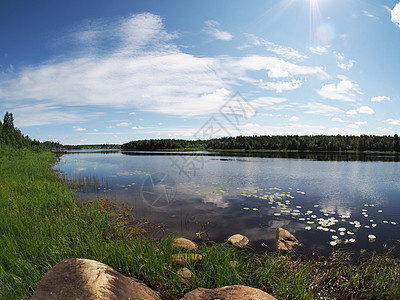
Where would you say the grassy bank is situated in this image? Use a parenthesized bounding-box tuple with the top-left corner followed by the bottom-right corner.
(0, 151, 399, 299)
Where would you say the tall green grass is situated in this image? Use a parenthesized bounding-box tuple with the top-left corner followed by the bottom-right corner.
(0, 151, 399, 299)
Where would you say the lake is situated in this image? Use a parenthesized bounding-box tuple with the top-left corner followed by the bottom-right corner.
(54, 150, 400, 257)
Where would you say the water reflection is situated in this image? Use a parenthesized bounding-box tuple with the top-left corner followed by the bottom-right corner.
(55, 150, 400, 257)
(122, 150, 400, 162)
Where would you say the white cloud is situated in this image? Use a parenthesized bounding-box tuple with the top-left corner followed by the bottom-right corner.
(242, 34, 307, 61)
(258, 79, 302, 93)
(93, 129, 99, 132)
(9, 103, 101, 127)
(384, 118, 400, 125)
(346, 106, 375, 115)
(318, 77, 361, 102)
(380, 127, 392, 132)
(338, 60, 356, 70)
(132, 126, 145, 129)
(129, 112, 137, 115)
(391, 3, 400, 27)
(309, 46, 329, 55)
(334, 52, 356, 70)
(371, 95, 390, 102)
(0, 13, 330, 122)
(363, 10, 377, 19)
(355, 121, 368, 125)
(204, 20, 233, 41)
(358, 106, 375, 114)
(289, 116, 299, 122)
(331, 117, 345, 122)
(302, 102, 345, 116)
(252, 97, 287, 105)
(116, 122, 132, 127)
(348, 124, 359, 129)
(233, 55, 329, 79)
(72, 126, 87, 132)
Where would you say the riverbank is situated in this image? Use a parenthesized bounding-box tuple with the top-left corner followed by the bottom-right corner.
(1, 151, 399, 299)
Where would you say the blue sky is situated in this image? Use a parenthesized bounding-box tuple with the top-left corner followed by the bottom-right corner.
(1, 0, 400, 144)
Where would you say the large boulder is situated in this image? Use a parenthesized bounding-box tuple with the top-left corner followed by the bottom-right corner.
(227, 234, 249, 247)
(31, 258, 161, 300)
(173, 237, 198, 250)
(276, 227, 299, 250)
(180, 285, 277, 300)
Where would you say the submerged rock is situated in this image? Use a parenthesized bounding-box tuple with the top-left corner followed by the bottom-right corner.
(276, 227, 300, 251)
(172, 254, 203, 266)
(227, 234, 249, 247)
(31, 258, 161, 300)
(180, 285, 277, 300)
(173, 237, 198, 250)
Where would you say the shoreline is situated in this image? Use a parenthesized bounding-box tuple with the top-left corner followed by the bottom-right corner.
(0, 150, 400, 299)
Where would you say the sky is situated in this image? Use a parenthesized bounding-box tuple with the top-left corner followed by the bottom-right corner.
(1, 0, 400, 144)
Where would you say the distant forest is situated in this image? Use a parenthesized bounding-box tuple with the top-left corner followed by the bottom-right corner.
(0, 112, 61, 152)
(122, 134, 400, 152)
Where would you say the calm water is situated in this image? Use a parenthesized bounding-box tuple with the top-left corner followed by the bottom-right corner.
(54, 150, 400, 257)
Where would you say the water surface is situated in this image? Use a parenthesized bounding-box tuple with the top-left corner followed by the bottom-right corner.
(55, 150, 400, 257)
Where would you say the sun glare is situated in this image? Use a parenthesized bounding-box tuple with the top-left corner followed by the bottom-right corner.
(309, 0, 322, 44)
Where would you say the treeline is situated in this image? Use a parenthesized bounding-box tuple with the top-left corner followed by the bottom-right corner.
(64, 144, 121, 150)
(122, 134, 400, 152)
(0, 112, 61, 152)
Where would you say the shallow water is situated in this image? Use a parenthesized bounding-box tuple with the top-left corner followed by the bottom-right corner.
(54, 150, 400, 257)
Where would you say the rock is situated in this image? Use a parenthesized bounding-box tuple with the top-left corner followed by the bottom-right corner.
(177, 267, 192, 284)
(31, 258, 161, 300)
(227, 234, 249, 247)
(276, 227, 300, 251)
(180, 285, 277, 300)
(173, 237, 198, 250)
(172, 254, 202, 266)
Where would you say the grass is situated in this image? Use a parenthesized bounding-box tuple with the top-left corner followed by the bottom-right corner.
(0, 150, 400, 299)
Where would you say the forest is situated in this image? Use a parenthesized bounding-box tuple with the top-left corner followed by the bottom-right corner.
(122, 134, 400, 152)
(0, 112, 61, 152)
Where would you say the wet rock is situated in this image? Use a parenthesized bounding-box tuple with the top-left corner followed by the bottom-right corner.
(31, 258, 161, 300)
(172, 254, 202, 266)
(227, 234, 249, 247)
(177, 267, 192, 284)
(173, 237, 198, 250)
(276, 227, 300, 251)
(180, 285, 277, 300)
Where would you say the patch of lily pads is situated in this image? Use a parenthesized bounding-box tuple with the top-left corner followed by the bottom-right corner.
(188, 181, 398, 248)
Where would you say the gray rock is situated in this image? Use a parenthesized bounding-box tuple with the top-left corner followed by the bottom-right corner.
(227, 234, 249, 247)
(173, 237, 198, 250)
(276, 227, 299, 251)
(180, 285, 277, 300)
(31, 258, 161, 300)
(177, 267, 192, 284)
